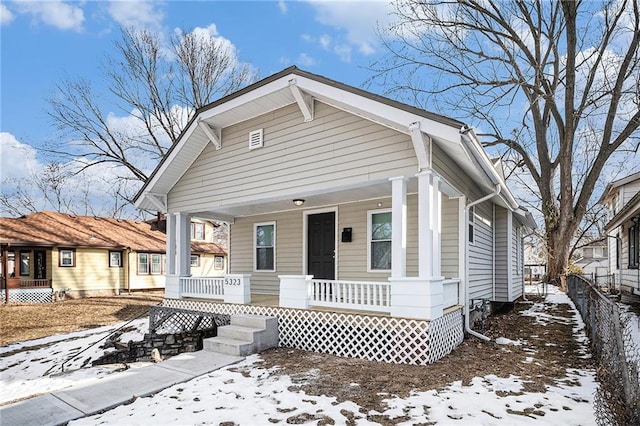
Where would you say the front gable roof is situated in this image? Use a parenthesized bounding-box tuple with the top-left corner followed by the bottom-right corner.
(134, 66, 520, 213)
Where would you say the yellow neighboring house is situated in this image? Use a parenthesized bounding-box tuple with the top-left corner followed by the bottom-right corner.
(0, 212, 226, 302)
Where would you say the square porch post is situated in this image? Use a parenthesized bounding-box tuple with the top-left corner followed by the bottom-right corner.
(164, 213, 180, 298)
(417, 171, 434, 278)
(389, 176, 408, 278)
(176, 212, 191, 277)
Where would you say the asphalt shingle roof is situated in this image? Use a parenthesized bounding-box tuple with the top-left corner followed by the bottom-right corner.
(0, 212, 225, 255)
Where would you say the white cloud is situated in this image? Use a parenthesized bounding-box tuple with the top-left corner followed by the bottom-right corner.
(296, 53, 317, 67)
(12, 0, 84, 31)
(334, 43, 352, 63)
(306, 0, 393, 56)
(107, 0, 164, 29)
(0, 4, 14, 25)
(0, 133, 43, 181)
(278, 0, 287, 14)
(319, 34, 331, 50)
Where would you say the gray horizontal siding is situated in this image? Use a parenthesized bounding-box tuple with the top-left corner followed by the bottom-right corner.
(468, 201, 494, 301)
(511, 225, 524, 299)
(168, 102, 419, 212)
(494, 207, 509, 302)
(230, 211, 303, 295)
(441, 197, 459, 279)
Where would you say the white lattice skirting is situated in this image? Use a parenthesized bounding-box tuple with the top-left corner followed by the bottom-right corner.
(162, 299, 464, 365)
(0, 288, 53, 304)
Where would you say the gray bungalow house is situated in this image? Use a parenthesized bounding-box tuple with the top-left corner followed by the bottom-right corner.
(135, 67, 535, 364)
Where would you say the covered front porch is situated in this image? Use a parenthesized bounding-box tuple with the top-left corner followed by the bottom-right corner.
(162, 169, 466, 322)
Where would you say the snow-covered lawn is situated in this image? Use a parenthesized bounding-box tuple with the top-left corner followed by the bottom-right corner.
(1, 286, 599, 425)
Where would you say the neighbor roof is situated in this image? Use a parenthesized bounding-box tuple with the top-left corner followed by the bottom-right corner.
(0, 211, 225, 254)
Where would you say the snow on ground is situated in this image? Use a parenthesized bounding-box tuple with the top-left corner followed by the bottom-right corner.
(0, 318, 148, 404)
(3, 286, 598, 424)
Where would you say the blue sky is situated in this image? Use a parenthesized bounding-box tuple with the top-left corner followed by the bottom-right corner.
(0, 0, 394, 204)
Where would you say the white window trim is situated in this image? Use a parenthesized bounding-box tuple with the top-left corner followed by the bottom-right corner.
(214, 255, 224, 270)
(190, 254, 200, 267)
(150, 253, 163, 275)
(60, 249, 75, 267)
(367, 208, 392, 273)
(137, 253, 149, 275)
(254, 221, 276, 272)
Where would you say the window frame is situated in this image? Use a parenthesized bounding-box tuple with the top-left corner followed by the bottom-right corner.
(150, 253, 162, 275)
(367, 209, 392, 273)
(137, 253, 149, 275)
(468, 206, 475, 244)
(190, 222, 205, 240)
(214, 255, 224, 270)
(19, 251, 30, 276)
(190, 254, 200, 267)
(254, 221, 276, 272)
(109, 251, 123, 268)
(59, 248, 75, 267)
(629, 222, 639, 269)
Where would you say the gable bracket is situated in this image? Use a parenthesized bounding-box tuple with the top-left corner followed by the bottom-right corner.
(146, 192, 167, 213)
(198, 119, 222, 150)
(408, 122, 431, 170)
(288, 79, 314, 122)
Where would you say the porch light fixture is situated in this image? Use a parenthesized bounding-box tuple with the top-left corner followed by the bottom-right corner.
(293, 199, 305, 207)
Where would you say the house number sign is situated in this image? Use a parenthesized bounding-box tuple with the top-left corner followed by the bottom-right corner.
(224, 278, 241, 286)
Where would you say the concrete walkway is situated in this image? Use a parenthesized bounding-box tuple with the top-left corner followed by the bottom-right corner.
(0, 351, 243, 426)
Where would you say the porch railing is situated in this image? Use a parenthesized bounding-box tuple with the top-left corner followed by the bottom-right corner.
(19, 279, 52, 288)
(442, 278, 461, 308)
(308, 279, 391, 313)
(180, 277, 224, 299)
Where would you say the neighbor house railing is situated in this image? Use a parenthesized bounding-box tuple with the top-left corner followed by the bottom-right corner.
(180, 277, 224, 299)
(308, 279, 391, 313)
(19, 279, 52, 288)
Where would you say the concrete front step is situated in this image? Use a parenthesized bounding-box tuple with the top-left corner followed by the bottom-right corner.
(231, 314, 278, 330)
(203, 314, 279, 357)
(203, 336, 256, 356)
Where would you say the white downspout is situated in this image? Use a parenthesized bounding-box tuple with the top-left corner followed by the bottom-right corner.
(492, 204, 496, 300)
(464, 184, 501, 341)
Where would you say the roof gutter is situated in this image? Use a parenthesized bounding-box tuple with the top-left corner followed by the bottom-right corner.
(463, 184, 501, 342)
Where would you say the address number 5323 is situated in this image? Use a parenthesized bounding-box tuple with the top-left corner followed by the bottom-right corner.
(224, 278, 241, 286)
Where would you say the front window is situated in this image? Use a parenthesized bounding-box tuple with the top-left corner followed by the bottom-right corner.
(109, 251, 123, 267)
(138, 253, 149, 274)
(255, 222, 275, 271)
(20, 251, 30, 276)
(214, 255, 224, 270)
(191, 222, 205, 240)
(150, 254, 162, 274)
(369, 210, 392, 271)
(190, 254, 200, 267)
(59, 249, 75, 267)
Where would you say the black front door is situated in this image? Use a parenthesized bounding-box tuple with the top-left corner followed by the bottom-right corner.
(307, 212, 335, 280)
(34, 250, 46, 279)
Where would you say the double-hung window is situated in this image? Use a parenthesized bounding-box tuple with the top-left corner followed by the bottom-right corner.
(255, 222, 275, 271)
(368, 210, 392, 272)
(629, 222, 639, 269)
(191, 223, 205, 240)
(109, 251, 123, 268)
(59, 249, 75, 267)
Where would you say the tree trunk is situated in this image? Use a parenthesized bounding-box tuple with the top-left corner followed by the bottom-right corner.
(545, 221, 578, 291)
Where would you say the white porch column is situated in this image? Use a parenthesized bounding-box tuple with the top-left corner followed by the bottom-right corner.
(431, 175, 443, 279)
(417, 171, 433, 278)
(176, 212, 191, 277)
(166, 213, 176, 275)
(390, 176, 408, 278)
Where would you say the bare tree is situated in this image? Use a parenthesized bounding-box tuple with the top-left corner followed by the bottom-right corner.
(372, 0, 640, 285)
(47, 27, 257, 207)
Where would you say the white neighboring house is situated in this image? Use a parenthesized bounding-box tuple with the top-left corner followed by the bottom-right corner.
(134, 67, 535, 364)
(602, 172, 640, 297)
(572, 240, 609, 277)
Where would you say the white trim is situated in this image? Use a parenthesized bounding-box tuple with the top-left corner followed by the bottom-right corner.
(198, 119, 221, 150)
(507, 210, 513, 301)
(367, 208, 392, 273)
(254, 221, 276, 272)
(302, 207, 339, 279)
(288, 79, 314, 122)
(390, 176, 408, 278)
